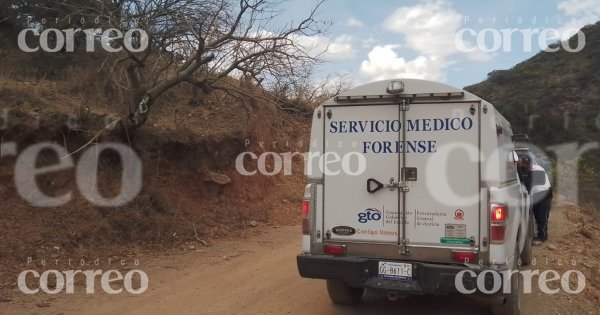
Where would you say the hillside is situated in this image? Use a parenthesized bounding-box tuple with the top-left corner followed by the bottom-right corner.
(0, 60, 310, 298)
(465, 22, 600, 204)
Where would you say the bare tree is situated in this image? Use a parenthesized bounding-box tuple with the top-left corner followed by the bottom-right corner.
(299, 72, 354, 105)
(271, 71, 353, 114)
(79, 0, 329, 132)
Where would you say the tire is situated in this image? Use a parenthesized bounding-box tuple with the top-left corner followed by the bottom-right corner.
(520, 216, 534, 265)
(491, 246, 522, 315)
(326, 279, 364, 305)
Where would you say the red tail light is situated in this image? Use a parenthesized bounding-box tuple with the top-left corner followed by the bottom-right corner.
(301, 199, 310, 235)
(451, 251, 478, 263)
(491, 204, 507, 222)
(491, 225, 506, 242)
(323, 244, 346, 256)
(490, 204, 508, 243)
(301, 199, 309, 216)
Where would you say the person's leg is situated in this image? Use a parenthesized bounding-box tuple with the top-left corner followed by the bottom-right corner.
(541, 195, 552, 240)
(536, 196, 551, 241)
(533, 199, 547, 241)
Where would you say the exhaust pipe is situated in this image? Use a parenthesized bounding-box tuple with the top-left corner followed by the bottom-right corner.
(387, 291, 398, 301)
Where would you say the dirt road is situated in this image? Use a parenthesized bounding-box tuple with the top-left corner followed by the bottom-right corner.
(4, 200, 598, 315)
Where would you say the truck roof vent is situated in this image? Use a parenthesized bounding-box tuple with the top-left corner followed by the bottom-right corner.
(386, 80, 404, 94)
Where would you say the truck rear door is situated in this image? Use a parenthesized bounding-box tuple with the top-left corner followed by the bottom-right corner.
(402, 102, 481, 249)
(322, 104, 400, 244)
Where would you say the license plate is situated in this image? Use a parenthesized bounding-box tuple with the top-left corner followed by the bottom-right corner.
(378, 261, 412, 281)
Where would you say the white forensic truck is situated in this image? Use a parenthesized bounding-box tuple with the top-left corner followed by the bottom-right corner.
(297, 79, 533, 315)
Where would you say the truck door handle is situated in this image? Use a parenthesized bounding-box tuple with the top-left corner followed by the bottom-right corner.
(386, 177, 399, 191)
(367, 178, 384, 193)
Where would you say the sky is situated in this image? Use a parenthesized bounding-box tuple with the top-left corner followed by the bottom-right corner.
(281, 0, 600, 89)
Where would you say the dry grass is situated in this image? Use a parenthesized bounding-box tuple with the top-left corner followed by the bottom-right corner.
(577, 222, 594, 240)
(0, 60, 313, 297)
(590, 204, 600, 223)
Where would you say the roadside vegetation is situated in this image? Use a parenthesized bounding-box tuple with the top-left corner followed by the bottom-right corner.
(0, 0, 349, 297)
(465, 22, 600, 206)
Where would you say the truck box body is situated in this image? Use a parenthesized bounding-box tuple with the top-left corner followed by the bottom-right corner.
(323, 102, 481, 251)
(298, 79, 531, 308)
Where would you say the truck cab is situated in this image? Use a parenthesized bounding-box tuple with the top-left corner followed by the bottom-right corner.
(297, 79, 533, 315)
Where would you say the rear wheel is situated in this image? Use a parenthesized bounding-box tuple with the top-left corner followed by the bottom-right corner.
(491, 246, 522, 315)
(520, 216, 534, 265)
(326, 279, 364, 305)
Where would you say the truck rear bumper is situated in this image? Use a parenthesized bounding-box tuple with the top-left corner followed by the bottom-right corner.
(297, 253, 495, 295)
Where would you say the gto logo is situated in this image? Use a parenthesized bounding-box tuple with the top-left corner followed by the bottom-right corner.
(18, 269, 149, 294)
(357, 208, 382, 223)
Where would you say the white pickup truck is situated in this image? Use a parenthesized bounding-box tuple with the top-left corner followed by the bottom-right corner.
(297, 79, 533, 315)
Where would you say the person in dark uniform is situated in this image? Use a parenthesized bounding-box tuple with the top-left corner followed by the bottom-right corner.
(517, 156, 532, 193)
(517, 155, 553, 243)
(532, 178, 553, 242)
(533, 191, 552, 242)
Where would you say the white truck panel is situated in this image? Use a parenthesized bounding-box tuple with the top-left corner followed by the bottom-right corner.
(322, 104, 400, 243)
(403, 102, 480, 247)
(306, 106, 325, 180)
